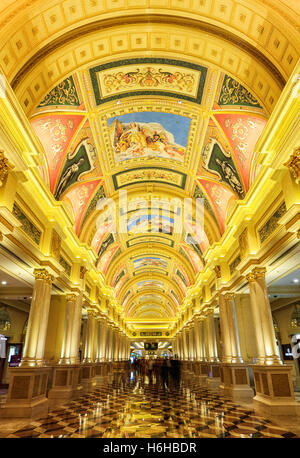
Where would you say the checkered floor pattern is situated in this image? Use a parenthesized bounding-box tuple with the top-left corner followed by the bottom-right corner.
(1, 371, 299, 438)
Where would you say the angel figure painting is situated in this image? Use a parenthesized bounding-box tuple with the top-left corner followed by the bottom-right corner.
(108, 112, 190, 163)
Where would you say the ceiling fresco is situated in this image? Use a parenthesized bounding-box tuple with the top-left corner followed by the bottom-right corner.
(29, 58, 268, 326)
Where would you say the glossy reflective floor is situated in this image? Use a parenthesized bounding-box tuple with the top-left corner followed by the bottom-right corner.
(0, 370, 299, 438)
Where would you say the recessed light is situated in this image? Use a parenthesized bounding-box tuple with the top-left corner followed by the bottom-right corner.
(293, 278, 299, 283)
(1, 281, 7, 285)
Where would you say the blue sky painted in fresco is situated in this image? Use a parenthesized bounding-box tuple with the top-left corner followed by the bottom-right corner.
(107, 112, 191, 147)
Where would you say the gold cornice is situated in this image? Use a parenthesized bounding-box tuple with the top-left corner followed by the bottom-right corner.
(10, 14, 286, 91)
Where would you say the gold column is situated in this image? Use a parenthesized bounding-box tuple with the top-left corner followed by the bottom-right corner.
(246, 268, 281, 365)
(219, 293, 232, 363)
(179, 331, 184, 359)
(199, 319, 206, 361)
(108, 324, 114, 362)
(95, 318, 101, 363)
(59, 293, 77, 365)
(205, 311, 219, 362)
(219, 293, 243, 363)
(71, 292, 83, 364)
(82, 311, 96, 363)
(193, 319, 200, 361)
(190, 324, 195, 360)
(20, 269, 54, 367)
(182, 327, 188, 360)
(99, 317, 108, 362)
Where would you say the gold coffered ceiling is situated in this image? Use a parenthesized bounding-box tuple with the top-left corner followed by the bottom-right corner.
(1, 0, 299, 333)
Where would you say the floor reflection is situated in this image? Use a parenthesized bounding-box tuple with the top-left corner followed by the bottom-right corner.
(1, 370, 299, 438)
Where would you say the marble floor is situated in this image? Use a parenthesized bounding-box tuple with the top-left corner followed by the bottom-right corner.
(0, 371, 299, 439)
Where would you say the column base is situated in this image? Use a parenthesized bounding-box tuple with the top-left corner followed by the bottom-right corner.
(206, 377, 221, 390)
(81, 364, 96, 392)
(47, 365, 77, 409)
(206, 362, 221, 390)
(0, 397, 49, 419)
(250, 364, 300, 416)
(72, 365, 83, 399)
(220, 363, 254, 400)
(0, 366, 50, 419)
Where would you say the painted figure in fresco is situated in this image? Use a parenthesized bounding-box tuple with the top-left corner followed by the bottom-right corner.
(111, 119, 185, 162)
(55, 158, 84, 199)
(215, 158, 245, 198)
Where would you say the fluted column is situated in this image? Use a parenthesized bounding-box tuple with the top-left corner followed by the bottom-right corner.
(20, 269, 54, 367)
(246, 268, 281, 365)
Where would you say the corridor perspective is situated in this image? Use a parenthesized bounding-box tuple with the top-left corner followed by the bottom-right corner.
(0, 0, 300, 442)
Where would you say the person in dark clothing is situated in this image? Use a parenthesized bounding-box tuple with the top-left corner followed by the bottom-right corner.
(170, 357, 180, 386)
(161, 358, 169, 389)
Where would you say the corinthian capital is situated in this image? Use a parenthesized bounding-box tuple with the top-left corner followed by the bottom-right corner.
(0, 150, 12, 186)
(246, 267, 266, 282)
(66, 293, 77, 303)
(284, 147, 300, 182)
(34, 268, 54, 284)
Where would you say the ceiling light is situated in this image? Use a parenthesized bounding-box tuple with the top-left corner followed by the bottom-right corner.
(1, 281, 7, 285)
(293, 278, 299, 283)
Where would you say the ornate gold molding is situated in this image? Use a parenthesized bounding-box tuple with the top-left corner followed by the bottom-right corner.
(214, 265, 221, 279)
(80, 266, 87, 279)
(34, 268, 54, 284)
(284, 147, 300, 183)
(239, 228, 249, 258)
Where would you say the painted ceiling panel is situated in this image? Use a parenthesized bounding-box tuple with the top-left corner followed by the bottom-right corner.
(31, 113, 85, 193)
(213, 113, 267, 191)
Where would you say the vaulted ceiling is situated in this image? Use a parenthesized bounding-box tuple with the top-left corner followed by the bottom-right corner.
(28, 65, 267, 323)
(1, 0, 299, 331)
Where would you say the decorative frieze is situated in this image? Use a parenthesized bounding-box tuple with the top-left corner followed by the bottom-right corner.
(229, 255, 241, 276)
(59, 256, 71, 277)
(12, 203, 41, 245)
(50, 230, 61, 260)
(258, 202, 287, 244)
(239, 227, 249, 258)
